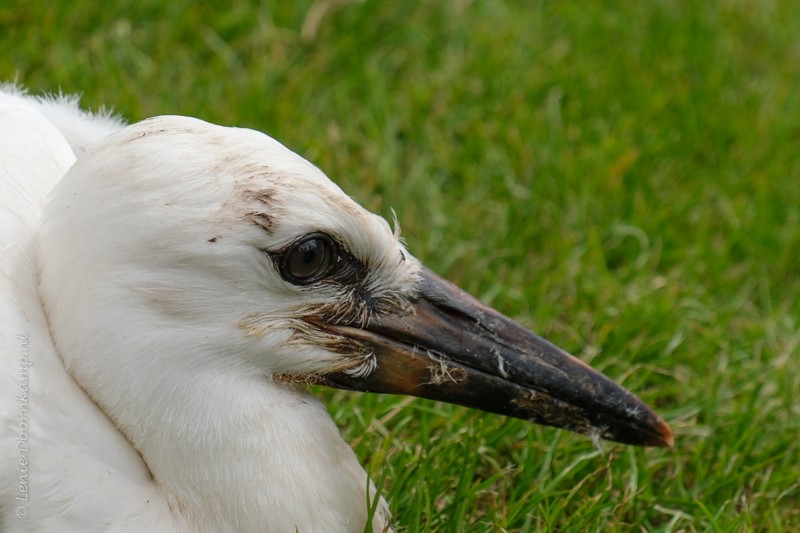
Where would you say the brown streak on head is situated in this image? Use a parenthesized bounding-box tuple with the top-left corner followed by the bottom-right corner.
(237, 314, 271, 340)
(236, 184, 279, 234)
(250, 190, 273, 206)
(246, 211, 275, 234)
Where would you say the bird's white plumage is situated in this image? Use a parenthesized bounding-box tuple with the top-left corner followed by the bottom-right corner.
(0, 88, 172, 532)
(0, 85, 409, 532)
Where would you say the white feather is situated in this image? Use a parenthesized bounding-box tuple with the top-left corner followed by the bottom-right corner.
(0, 86, 418, 532)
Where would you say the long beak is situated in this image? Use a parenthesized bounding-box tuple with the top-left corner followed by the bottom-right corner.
(321, 267, 673, 448)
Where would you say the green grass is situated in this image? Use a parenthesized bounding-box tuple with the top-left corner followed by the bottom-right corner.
(4, 0, 799, 530)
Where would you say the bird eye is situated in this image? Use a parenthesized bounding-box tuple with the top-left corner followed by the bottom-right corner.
(279, 233, 339, 285)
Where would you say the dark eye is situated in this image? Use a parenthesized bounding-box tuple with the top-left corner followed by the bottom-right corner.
(278, 233, 339, 285)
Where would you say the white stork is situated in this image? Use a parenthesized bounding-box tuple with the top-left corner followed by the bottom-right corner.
(0, 85, 672, 532)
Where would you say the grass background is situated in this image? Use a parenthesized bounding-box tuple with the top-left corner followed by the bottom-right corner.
(3, 0, 799, 530)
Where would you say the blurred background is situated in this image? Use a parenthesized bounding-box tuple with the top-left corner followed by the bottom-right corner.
(3, 1, 799, 530)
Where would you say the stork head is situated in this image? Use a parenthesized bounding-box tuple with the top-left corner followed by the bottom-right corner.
(39, 115, 672, 448)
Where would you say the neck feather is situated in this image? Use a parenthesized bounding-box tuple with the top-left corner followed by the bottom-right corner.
(73, 338, 389, 532)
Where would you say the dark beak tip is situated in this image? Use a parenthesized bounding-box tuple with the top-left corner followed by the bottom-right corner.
(655, 419, 676, 448)
(628, 416, 673, 448)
